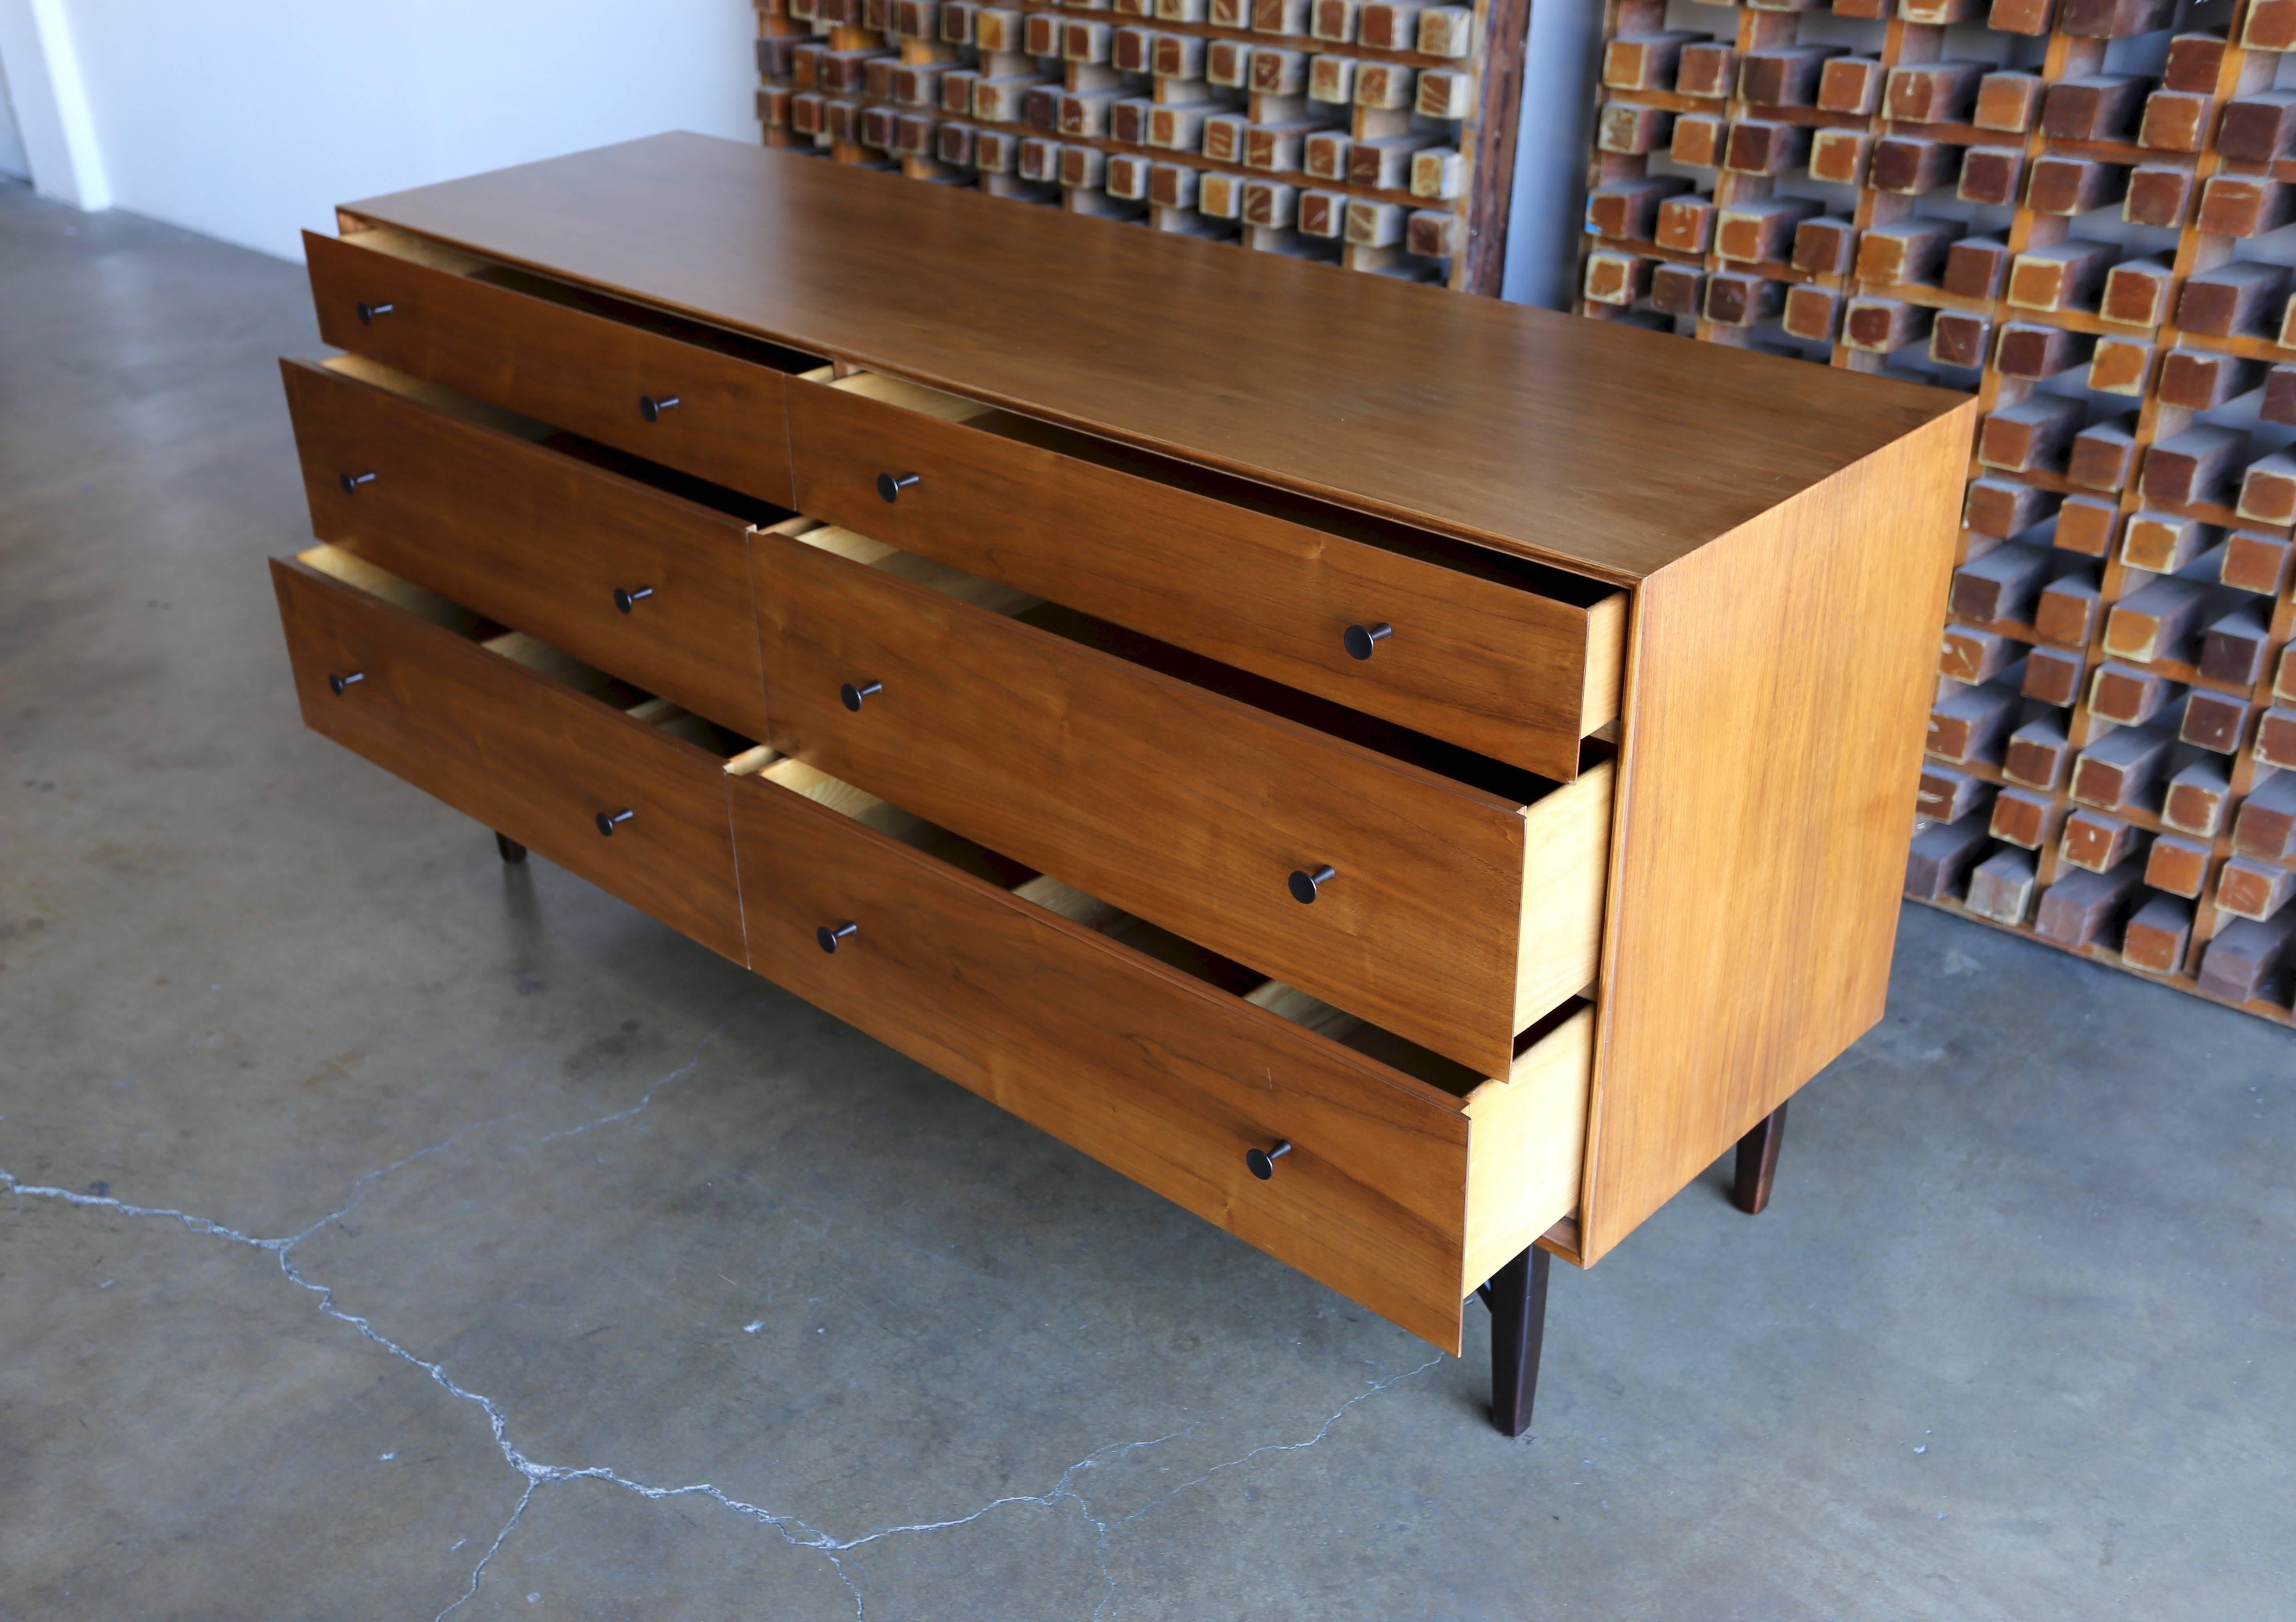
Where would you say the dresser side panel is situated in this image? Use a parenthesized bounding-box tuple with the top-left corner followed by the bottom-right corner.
(1578, 403, 1976, 1264)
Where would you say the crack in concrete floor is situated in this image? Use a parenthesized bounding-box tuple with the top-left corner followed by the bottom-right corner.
(0, 1007, 1449, 1620)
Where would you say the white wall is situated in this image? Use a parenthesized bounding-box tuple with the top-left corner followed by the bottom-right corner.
(1501, 0, 1603, 311)
(9, 0, 1589, 299)
(0, 0, 111, 205)
(0, 55, 27, 178)
(8, 0, 758, 260)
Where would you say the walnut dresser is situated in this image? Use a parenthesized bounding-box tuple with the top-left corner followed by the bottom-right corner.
(270, 132, 1973, 1434)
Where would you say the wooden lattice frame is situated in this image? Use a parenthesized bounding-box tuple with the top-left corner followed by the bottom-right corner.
(753, 0, 1529, 293)
(1580, 0, 2296, 1027)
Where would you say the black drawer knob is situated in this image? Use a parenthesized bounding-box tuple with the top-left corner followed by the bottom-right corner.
(876, 471, 921, 503)
(840, 679, 884, 712)
(613, 586, 654, 614)
(1288, 864, 1336, 905)
(817, 920, 859, 954)
(338, 471, 377, 495)
(327, 670, 365, 695)
(354, 301, 395, 325)
(639, 394, 680, 422)
(1343, 622, 1393, 661)
(1245, 1140, 1293, 1180)
(595, 808, 635, 837)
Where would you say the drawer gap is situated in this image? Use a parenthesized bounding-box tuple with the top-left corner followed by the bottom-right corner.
(825, 371, 1621, 609)
(297, 543, 494, 637)
(346, 225, 827, 375)
(747, 755, 1034, 892)
(1018, 602, 1614, 808)
(623, 696, 760, 762)
(747, 751, 1536, 1104)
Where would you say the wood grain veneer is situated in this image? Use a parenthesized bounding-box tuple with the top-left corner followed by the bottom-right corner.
(280, 357, 775, 741)
(272, 547, 749, 964)
(1580, 404, 1977, 1261)
(728, 754, 1495, 1351)
(305, 225, 808, 506)
(275, 143, 1977, 1335)
(751, 522, 1604, 1075)
(789, 370, 1624, 780)
(339, 132, 1966, 584)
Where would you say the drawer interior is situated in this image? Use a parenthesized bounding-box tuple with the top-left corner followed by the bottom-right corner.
(341, 224, 824, 377)
(824, 370, 1628, 616)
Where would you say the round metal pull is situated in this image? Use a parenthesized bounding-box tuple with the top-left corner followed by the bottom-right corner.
(613, 586, 654, 614)
(876, 471, 921, 503)
(355, 301, 395, 325)
(338, 471, 377, 495)
(1343, 622, 1393, 661)
(1288, 864, 1336, 905)
(1245, 1140, 1293, 1180)
(840, 679, 884, 712)
(817, 920, 859, 954)
(595, 808, 635, 837)
(639, 394, 680, 422)
(327, 671, 365, 695)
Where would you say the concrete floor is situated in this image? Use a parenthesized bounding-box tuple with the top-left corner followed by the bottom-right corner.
(1, 178, 2291, 1622)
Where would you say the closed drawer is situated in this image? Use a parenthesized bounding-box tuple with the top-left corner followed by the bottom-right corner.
(305, 225, 812, 506)
(754, 524, 1613, 1076)
(281, 356, 771, 740)
(727, 754, 1593, 1352)
(787, 372, 1625, 782)
(271, 545, 748, 963)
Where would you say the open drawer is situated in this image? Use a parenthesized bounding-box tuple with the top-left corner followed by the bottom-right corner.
(305, 225, 819, 506)
(271, 544, 750, 963)
(785, 369, 1626, 782)
(727, 751, 1592, 1353)
(281, 354, 778, 740)
(752, 520, 1613, 1077)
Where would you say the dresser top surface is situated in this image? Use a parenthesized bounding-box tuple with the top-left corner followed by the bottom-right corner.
(342, 132, 1969, 584)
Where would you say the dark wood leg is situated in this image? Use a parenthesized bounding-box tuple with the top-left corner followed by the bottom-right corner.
(1732, 1101, 1788, 1216)
(494, 831, 528, 864)
(1477, 1244, 1549, 1437)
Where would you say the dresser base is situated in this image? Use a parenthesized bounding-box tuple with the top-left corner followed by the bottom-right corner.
(494, 831, 528, 865)
(1477, 1245, 1551, 1438)
(1732, 1105, 1790, 1218)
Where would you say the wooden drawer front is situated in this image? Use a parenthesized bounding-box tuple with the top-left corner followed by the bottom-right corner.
(727, 766, 1478, 1349)
(270, 554, 747, 963)
(756, 530, 1546, 1075)
(305, 229, 798, 506)
(281, 358, 769, 740)
(786, 377, 1621, 782)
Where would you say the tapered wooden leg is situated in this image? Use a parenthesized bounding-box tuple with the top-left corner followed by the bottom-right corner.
(494, 831, 528, 864)
(1732, 1102, 1788, 1215)
(1479, 1244, 1549, 1437)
